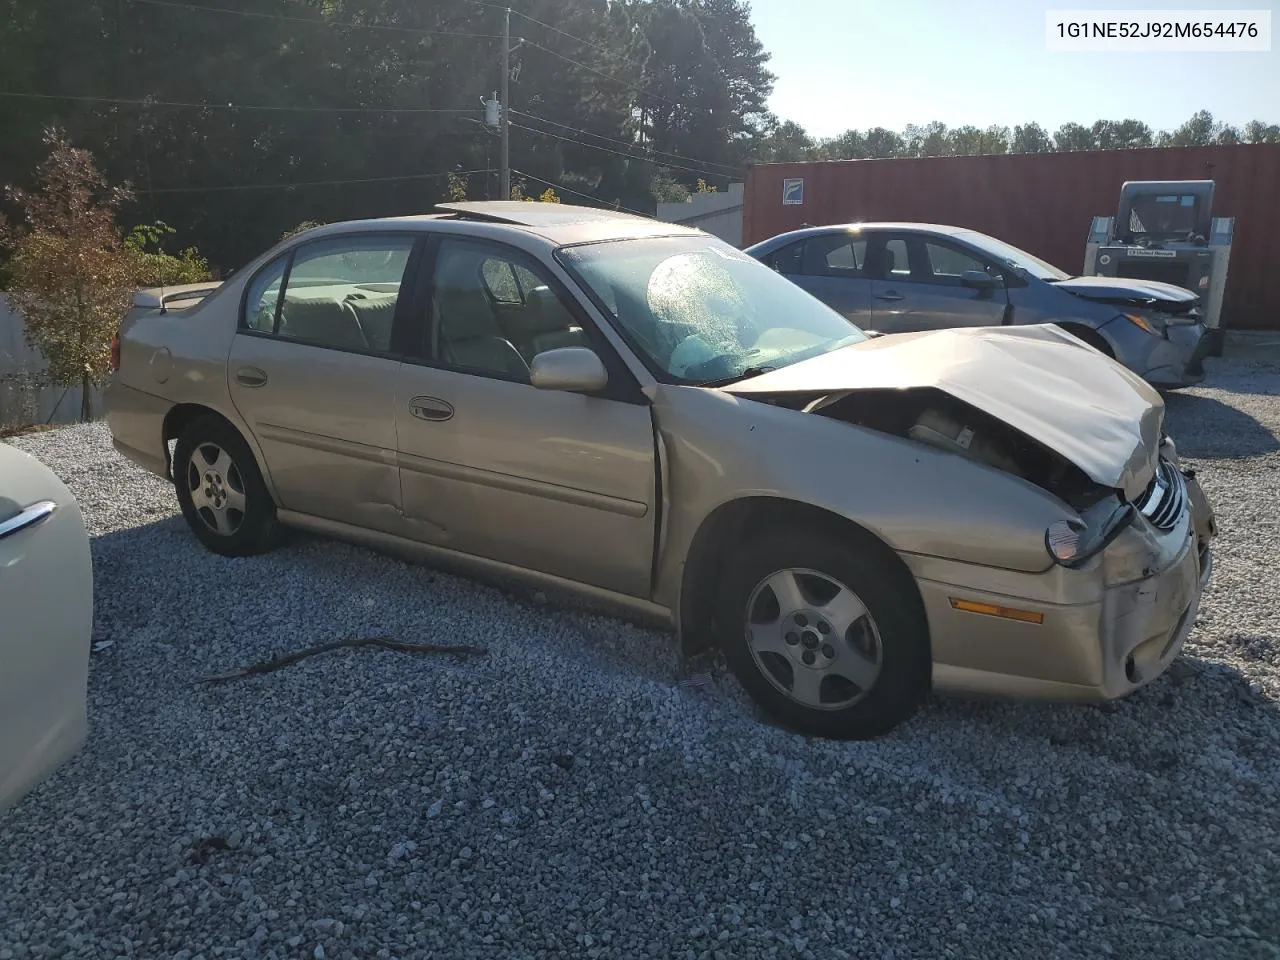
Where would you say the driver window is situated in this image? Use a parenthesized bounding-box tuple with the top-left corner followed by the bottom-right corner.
(923, 241, 997, 287)
(430, 240, 590, 381)
(276, 235, 414, 353)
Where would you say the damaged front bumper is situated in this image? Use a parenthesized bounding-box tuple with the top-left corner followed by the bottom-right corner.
(911, 469, 1216, 702)
(1142, 322, 1208, 388)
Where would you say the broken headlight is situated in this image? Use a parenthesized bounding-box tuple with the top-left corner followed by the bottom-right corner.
(1045, 502, 1136, 568)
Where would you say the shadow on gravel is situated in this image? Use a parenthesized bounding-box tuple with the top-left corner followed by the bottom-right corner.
(923, 655, 1280, 772)
(1193, 357, 1280, 395)
(1162, 392, 1280, 458)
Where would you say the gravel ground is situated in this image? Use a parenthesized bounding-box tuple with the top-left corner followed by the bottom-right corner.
(2, 356, 1279, 960)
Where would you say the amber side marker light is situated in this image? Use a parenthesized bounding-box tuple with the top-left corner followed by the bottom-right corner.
(949, 598, 1044, 625)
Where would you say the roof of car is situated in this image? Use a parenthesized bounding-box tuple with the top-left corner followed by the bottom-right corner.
(434, 200, 652, 226)
(281, 203, 702, 248)
(745, 222, 974, 250)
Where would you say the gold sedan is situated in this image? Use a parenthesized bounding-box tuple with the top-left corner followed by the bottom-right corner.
(106, 202, 1216, 739)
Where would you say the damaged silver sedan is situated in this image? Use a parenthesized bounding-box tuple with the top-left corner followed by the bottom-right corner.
(107, 203, 1216, 738)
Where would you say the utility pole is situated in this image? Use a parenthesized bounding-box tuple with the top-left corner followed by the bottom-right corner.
(499, 6, 511, 201)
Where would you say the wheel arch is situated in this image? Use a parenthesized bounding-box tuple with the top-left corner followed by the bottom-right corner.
(678, 496, 930, 664)
(161, 403, 279, 501)
(1055, 321, 1115, 358)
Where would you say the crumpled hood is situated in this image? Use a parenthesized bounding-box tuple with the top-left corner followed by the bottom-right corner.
(723, 325, 1165, 500)
(1053, 275, 1198, 305)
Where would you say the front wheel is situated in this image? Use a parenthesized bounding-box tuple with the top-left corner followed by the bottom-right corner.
(173, 416, 279, 557)
(717, 529, 930, 739)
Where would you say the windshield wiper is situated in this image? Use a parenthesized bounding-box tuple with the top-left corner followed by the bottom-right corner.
(702, 366, 774, 388)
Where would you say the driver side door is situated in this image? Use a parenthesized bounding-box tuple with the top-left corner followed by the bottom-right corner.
(867, 233, 1009, 333)
(392, 236, 658, 598)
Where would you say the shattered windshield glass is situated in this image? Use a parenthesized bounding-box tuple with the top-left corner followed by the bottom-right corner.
(556, 236, 867, 385)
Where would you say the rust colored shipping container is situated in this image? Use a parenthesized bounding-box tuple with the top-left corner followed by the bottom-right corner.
(744, 144, 1280, 331)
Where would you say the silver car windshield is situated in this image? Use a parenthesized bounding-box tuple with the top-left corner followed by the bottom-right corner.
(954, 231, 1070, 282)
(557, 236, 867, 385)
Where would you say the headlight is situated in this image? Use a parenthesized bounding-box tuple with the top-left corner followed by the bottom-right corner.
(1045, 502, 1137, 568)
(1120, 312, 1158, 335)
(1045, 519, 1086, 563)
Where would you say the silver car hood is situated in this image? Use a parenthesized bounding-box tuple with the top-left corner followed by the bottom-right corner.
(722, 325, 1164, 500)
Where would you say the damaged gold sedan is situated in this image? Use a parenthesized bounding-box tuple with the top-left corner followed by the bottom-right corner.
(106, 202, 1216, 738)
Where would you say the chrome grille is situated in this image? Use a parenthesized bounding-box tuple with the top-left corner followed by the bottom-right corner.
(1135, 457, 1187, 531)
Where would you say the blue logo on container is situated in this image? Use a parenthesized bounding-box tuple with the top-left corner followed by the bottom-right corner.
(782, 178, 804, 205)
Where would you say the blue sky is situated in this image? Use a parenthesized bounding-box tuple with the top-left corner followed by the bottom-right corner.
(750, 0, 1279, 138)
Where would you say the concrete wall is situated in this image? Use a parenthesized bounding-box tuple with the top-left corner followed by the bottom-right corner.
(0, 295, 104, 428)
(656, 182, 745, 247)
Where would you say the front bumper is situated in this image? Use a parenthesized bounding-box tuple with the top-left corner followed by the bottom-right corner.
(910, 472, 1216, 702)
(1142, 322, 1208, 388)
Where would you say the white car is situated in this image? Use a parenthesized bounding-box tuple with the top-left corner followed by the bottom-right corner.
(0, 443, 93, 813)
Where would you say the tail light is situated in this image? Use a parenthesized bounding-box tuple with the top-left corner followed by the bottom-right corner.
(110, 331, 121, 371)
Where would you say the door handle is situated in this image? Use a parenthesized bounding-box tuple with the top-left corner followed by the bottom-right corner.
(408, 396, 455, 422)
(235, 367, 268, 387)
(876, 291, 905, 302)
(0, 500, 57, 541)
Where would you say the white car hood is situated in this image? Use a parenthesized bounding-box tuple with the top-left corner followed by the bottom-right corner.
(722, 325, 1165, 500)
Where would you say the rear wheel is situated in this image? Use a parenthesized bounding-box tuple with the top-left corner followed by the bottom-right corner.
(716, 529, 930, 739)
(173, 416, 278, 556)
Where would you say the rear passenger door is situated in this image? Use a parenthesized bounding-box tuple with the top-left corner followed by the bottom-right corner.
(867, 233, 1009, 334)
(227, 232, 420, 534)
(761, 234, 872, 326)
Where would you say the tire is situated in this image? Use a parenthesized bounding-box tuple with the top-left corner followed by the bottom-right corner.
(173, 415, 279, 557)
(1057, 323, 1114, 358)
(716, 528, 929, 739)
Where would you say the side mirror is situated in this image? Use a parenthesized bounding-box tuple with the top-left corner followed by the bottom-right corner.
(961, 269, 1000, 291)
(530, 347, 609, 394)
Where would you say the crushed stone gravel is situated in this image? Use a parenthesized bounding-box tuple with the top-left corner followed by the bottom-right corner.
(2, 356, 1279, 959)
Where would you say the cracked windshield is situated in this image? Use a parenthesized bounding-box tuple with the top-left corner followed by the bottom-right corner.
(559, 237, 866, 384)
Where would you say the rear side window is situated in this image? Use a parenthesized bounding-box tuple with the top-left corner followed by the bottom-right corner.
(884, 238, 911, 278)
(801, 233, 866, 277)
(241, 235, 415, 354)
(764, 240, 804, 275)
(243, 256, 287, 333)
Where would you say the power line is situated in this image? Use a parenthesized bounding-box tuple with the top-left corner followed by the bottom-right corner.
(508, 121, 729, 180)
(128, 0, 503, 39)
(510, 9, 619, 61)
(511, 168, 650, 217)
(512, 110, 741, 175)
(467, 2, 656, 90)
(0, 91, 472, 115)
(520, 39, 674, 106)
(139, 168, 494, 195)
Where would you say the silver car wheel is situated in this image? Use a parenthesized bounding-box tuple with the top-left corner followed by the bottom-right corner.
(745, 567, 883, 711)
(186, 442, 247, 537)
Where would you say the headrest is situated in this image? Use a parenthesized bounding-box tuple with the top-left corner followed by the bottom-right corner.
(525, 284, 576, 333)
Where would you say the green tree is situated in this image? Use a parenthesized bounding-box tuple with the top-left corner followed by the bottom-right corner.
(1, 130, 136, 421)
(1244, 120, 1280, 143)
(755, 118, 818, 163)
(1160, 110, 1224, 147)
(1053, 122, 1094, 151)
(1010, 122, 1053, 154)
(1091, 119, 1154, 149)
(902, 122, 949, 157)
